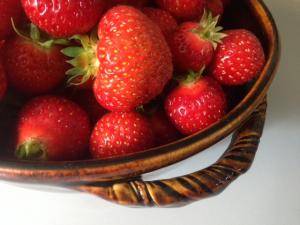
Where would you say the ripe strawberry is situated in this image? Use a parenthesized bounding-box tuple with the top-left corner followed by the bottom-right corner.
(156, 0, 206, 22)
(210, 29, 265, 86)
(206, 0, 224, 17)
(221, 0, 230, 8)
(0, 40, 4, 48)
(90, 112, 155, 159)
(69, 90, 107, 124)
(4, 25, 69, 96)
(142, 7, 178, 39)
(15, 96, 91, 161)
(0, 61, 7, 101)
(21, 0, 106, 38)
(0, 0, 23, 40)
(148, 109, 181, 145)
(71, 77, 94, 90)
(170, 11, 226, 72)
(165, 72, 227, 135)
(108, 0, 149, 8)
(94, 6, 173, 111)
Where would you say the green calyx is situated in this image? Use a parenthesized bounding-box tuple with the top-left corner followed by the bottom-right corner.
(192, 10, 227, 49)
(15, 139, 47, 161)
(61, 34, 99, 86)
(181, 67, 206, 85)
(11, 19, 69, 49)
(136, 105, 146, 114)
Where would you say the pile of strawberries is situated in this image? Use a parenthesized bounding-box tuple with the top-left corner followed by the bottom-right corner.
(0, 0, 265, 161)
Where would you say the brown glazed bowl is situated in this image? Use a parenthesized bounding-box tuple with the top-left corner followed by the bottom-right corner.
(0, 0, 279, 207)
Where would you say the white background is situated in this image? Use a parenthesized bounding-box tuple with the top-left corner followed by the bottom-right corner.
(0, 0, 299, 224)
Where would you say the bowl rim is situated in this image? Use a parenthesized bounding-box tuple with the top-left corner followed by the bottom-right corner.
(0, 0, 280, 183)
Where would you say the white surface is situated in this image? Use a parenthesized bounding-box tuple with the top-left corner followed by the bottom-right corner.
(1, 1, 300, 225)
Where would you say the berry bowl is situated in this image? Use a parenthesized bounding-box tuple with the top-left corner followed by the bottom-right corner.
(0, 0, 279, 207)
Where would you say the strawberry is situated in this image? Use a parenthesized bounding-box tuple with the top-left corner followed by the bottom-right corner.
(0, 61, 7, 101)
(21, 0, 106, 38)
(142, 7, 178, 39)
(68, 90, 107, 124)
(206, 0, 224, 17)
(15, 96, 91, 161)
(170, 11, 226, 73)
(210, 29, 265, 86)
(62, 6, 173, 112)
(94, 6, 173, 111)
(148, 109, 181, 145)
(0, 0, 23, 40)
(71, 77, 94, 90)
(0, 40, 4, 48)
(4, 24, 69, 96)
(156, 0, 206, 22)
(90, 112, 155, 159)
(165, 72, 227, 135)
(221, 0, 230, 8)
(108, 0, 149, 8)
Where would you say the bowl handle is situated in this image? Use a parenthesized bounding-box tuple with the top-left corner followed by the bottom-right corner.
(76, 99, 267, 207)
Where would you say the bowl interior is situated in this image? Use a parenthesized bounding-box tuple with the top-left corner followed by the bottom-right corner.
(0, 0, 279, 183)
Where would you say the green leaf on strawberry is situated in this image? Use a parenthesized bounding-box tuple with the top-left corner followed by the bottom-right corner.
(192, 10, 227, 49)
(61, 34, 99, 86)
(11, 19, 70, 49)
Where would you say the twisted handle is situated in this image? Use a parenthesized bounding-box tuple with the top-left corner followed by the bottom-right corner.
(77, 100, 267, 207)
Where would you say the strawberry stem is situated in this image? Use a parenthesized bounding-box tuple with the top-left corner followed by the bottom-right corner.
(15, 139, 47, 161)
(182, 67, 206, 85)
(192, 10, 227, 49)
(136, 105, 145, 113)
(11, 19, 69, 49)
(185, 71, 200, 83)
(61, 34, 99, 86)
(11, 18, 31, 42)
(30, 23, 40, 42)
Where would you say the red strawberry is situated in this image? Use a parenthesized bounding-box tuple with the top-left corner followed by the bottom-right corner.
(210, 29, 265, 86)
(0, 40, 4, 48)
(221, 0, 230, 7)
(69, 90, 107, 124)
(71, 77, 94, 90)
(170, 11, 226, 72)
(21, 0, 106, 38)
(156, 0, 206, 22)
(165, 72, 227, 135)
(206, 0, 224, 17)
(90, 112, 155, 159)
(4, 25, 69, 96)
(94, 6, 173, 111)
(0, 0, 23, 40)
(142, 7, 178, 39)
(148, 109, 181, 145)
(0, 61, 7, 101)
(15, 96, 91, 161)
(108, 0, 149, 8)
